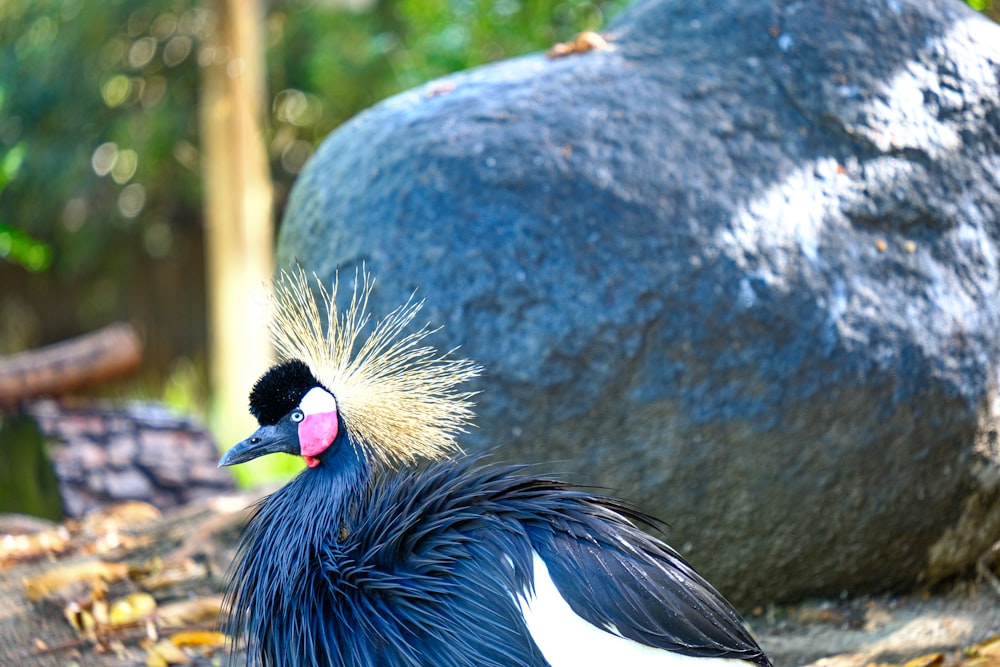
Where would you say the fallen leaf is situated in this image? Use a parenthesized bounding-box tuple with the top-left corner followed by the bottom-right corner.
(901, 653, 944, 667)
(24, 561, 129, 601)
(82, 501, 162, 533)
(146, 653, 169, 667)
(425, 82, 456, 98)
(170, 631, 227, 648)
(0, 526, 72, 566)
(145, 639, 191, 666)
(963, 636, 1000, 667)
(134, 557, 208, 590)
(109, 592, 158, 626)
(868, 653, 945, 667)
(64, 601, 97, 635)
(548, 31, 612, 58)
(91, 597, 110, 627)
(156, 595, 224, 628)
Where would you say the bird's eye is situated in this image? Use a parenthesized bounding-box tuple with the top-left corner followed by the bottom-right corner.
(290, 409, 304, 423)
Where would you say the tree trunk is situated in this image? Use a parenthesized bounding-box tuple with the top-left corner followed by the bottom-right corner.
(199, 0, 275, 447)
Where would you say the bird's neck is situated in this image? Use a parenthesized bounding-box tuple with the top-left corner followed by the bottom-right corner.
(223, 436, 373, 657)
(254, 436, 372, 553)
(302, 435, 372, 517)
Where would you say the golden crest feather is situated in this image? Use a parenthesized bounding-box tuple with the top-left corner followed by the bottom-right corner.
(268, 268, 481, 468)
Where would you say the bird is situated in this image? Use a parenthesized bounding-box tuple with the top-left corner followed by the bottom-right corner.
(218, 269, 772, 667)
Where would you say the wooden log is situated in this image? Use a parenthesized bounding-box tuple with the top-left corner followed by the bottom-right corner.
(0, 322, 142, 407)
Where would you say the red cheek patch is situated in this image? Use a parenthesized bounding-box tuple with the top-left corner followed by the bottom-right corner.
(299, 412, 338, 459)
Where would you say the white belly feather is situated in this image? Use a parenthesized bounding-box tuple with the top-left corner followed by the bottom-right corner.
(516, 552, 747, 667)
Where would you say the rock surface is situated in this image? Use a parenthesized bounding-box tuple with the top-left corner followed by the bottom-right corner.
(276, 0, 1000, 605)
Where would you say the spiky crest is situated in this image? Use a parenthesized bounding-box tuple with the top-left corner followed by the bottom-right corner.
(267, 267, 481, 468)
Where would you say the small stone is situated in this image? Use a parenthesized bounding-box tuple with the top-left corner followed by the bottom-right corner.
(106, 436, 136, 467)
(54, 415, 105, 441)
(139, 429, 181, 452)
(103, 469, 153, 500)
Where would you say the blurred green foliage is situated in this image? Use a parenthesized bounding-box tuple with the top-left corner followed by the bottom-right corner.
(0, 222, 52, 271)
(0, 1, 203, 280)
(0, 414, 62, 521)
(0, 0, 624, 366)
(967, 0, 999, 20)
(0, 98, 51, 271)
(0, 0, 624, 285)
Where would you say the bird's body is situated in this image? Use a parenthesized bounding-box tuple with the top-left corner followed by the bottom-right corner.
(220, 271, 771, 667)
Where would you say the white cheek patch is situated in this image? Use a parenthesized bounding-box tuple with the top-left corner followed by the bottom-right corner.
(299, 387, 337, 417)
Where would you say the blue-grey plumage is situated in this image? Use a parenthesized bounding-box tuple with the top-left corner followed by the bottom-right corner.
(220, 358, 770, 667)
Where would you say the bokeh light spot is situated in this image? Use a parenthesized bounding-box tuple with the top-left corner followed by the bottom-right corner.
(128, 36, 158, 69)
(163, 35, 192, 67)
(92, 142, 119, 176)
(118, 183, 146, 218)
(111, 148, 138, 184)
(280, 140, 313, 175)
(101, 75, 132, 107)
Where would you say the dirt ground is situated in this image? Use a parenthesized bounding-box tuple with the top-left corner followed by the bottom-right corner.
(755, 582, 1000, 666)
(2, 495, 998, 667)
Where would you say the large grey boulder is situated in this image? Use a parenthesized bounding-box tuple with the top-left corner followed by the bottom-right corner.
(276, 0, 1000, 605)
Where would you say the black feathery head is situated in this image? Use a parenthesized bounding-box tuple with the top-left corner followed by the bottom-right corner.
(249, 359, 321, 426)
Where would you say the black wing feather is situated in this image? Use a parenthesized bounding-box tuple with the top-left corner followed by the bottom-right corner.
(533, 522, 769, 663)
(388, 459, 771, 665)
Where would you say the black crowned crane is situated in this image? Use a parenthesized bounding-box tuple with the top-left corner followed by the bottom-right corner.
(219, 270, 771, 667)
